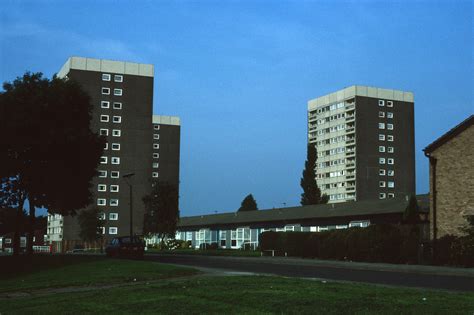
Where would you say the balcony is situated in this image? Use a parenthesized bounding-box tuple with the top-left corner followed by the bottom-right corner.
(346, 174, 355, 180)
(345, 104, 355, 111)
(346, 127, 355, 134)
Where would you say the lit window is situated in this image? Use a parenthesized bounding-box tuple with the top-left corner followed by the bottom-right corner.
(387, 147, 394, 153)
(378, 100, 385, 107)
(114, 75, 123, 82)
(110, 185, 119, 192)
(101, 101, 110, 108)
(152, 162, 159, 169)
(111, 171, 120, 178)
(379, 181, 386, 187)
(113, 102, 122, 109)
(379, 134, 385, 141)
(113, 116, 122, 123)
(111, 157, 120, 165)
(379, 146, 385, 153)
(97, 198, 106, 206)
(102, 74, 111, 81)
(100, 129, 109, 136)
(387, 101, 393, 107)
(111, 143, 120, 150)
(102, 87, 110, 95)
(153, 153, 159, 159)
(152, 172, 159, 178)
(98, 170, 107, 178)
(387, 112, 393, 119)
(100, 156, 108, 164)
(100, 115, 109, 122)
(388, 181, 395, 188)
(154, 125, 160, 130)
(378, 123, 385, 129)
(387, 135, 394, 141)
(98, 184, 107, 192)
(388, 170, 394, 176)
(379, 193, 386, 199)
(388, 158, 394, 165)
(153, 143, 159, 149)
(110, 199, 119, 206)
(109, 213, 119, 220)
(388, 193, 395, 198)
(113, 89, 122, 96)
(387, 124, 393, 130)
(153, 134, 159, 140)
(378, 111, 385, 118)
(109, 227, 118, 235)
(112, 129, 121, 137)
(379, 169, 386, 176)
(379, 158, 386, 164)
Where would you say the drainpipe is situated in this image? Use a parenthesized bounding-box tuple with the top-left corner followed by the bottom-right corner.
(425, 152, 438, 262)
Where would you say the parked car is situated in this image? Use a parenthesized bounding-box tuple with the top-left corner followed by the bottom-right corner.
(105, 236, 145, 259)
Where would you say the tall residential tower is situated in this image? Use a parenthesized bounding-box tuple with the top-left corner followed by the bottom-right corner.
(307, 86, 415, 203)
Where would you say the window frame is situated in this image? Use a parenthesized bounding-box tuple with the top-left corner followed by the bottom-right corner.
(102, 73, 111, 81)
(112, 116, 122, 123)
(113, 102, 122, 109)
(110, 185, 119, 192)
(112, 129, 121, 137)
(114, 75, 123, 82)
(101, 101, 110, 108)
(111, 157, 120, 165)
(111, 143, 120, 151)
(113, 88, 122, 96)
(101, 87, 110, 95)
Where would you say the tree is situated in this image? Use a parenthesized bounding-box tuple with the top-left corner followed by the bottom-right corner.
(142, 180, 180, 247)
(300, 143, 328, 205)
(238, 194, 258, 212)
(0, 72, 105, 255)
(78, 207, 104, 247)
(403, 195, 420, 224)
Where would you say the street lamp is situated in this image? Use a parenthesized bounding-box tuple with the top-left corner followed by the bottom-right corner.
(122, 173, 135, 236)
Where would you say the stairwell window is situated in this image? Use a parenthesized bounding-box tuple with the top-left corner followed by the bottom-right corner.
(109, 213, 119, 220)
(113, 102, 122, 109)
(114, 75, 123, 82)
(102, 74, 111, 81)
(100, 115, 109, 122)
(101, 101, 110, 108)
(102, 87, 110, 95)
(113, 116, 122, 123)
(113, 89, 122, 96)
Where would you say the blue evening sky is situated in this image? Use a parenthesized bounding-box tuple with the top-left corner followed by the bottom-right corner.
(1, 1, 472, 217)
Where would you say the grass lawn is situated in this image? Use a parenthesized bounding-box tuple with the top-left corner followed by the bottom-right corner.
(0, 255, 197, 292)
(147, 248, 261, 257)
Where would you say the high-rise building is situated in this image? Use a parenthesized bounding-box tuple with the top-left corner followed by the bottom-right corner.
(47, 57, 180, 251)
(307, 85, 415, 203)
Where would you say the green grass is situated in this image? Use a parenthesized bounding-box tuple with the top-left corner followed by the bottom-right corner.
(147, 248, 262, 257)
(2, 275, 473, 314)
(0, 255, 197, 292)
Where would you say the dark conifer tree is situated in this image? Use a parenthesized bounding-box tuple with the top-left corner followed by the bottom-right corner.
(238, 194, 258, 212)
(300, 143, 327, 205)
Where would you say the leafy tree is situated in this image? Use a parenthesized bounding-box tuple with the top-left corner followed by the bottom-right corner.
(403, 195, 420, 224)
(0, 72, 105, 255)
(78, 207, 104, 246)
(238, 194, 258, 212)
(143, 180, 180, 248)
(300, 143, 328, 205)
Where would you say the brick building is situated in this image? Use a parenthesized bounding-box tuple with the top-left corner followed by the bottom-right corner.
(423, 115, 474, 240)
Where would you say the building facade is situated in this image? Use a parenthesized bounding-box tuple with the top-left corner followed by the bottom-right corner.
(308, 86, 415, 203)
(424, 115, 474, 239)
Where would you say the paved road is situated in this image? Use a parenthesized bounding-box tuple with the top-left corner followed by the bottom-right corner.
(146, 254, 474, 292)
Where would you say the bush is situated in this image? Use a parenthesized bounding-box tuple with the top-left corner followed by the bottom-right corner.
(435, 234, 474, 267)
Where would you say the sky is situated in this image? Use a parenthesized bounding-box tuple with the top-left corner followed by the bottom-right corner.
(1, 0, 473, 217)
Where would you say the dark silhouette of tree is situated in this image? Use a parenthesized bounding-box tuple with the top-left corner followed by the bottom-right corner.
(143, 180, 179, 248)
(78, 207, 104, 248)
(300, 143, 328, 205)
(0, 72, 105, 255)
(238, 194, 258, 212)
(403, 195, 420, 224)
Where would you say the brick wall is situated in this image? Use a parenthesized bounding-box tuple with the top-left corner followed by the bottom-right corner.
(429, 125, 474, 238)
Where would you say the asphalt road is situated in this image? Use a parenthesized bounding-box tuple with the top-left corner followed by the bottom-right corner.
(146, 254, 474, 292)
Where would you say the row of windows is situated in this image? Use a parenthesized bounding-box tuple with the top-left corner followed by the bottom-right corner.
(379, 181, 395, 188)
(318, 158, 345, 168)
(99, 212, 119, 220)
(380, 193, 395, 199)
(379, 157, 395, 165)
(97, 198, 119, 206)
(98, 170, 120, 178)
(102, 87, 123, 96)
(316, 101, 346, 114)
(100, 156, 121, 165)
(316, 135, 346, 146)
(102, 73, 123, 82)
(316, 123, 345, 135)
(379, 111, 394, 118)
(98, 184, 120, 192)
(104, 143, 121, 151)
(100, 115, 122, 123)
(379, 146, 394, 153)
(378, 123, 394, 130)
(100, 129, 121, 137)
(101, 101, 122, 109)
(379, 134, 394, 141)
(316, 112, 345, 125)
(379, 169, 395, 176)
(378, 100, 394, 107)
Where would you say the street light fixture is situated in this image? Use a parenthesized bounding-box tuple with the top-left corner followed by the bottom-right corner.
(122, 173, 135, 236)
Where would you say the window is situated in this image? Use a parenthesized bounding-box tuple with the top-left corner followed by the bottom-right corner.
(379, 146, 385, 153)
(388, 158, 394, 165)
(113, 102, 122, 109)
(388, 193, 395, 198)
(387, 124, 394, 130)
(111, 143, 120, 150)
(387, 101, 393, 107)
(101, 101, 110, 108)
(100, 156, 108, 164)
(100, 129, 109, 136)
(111, 157, 120, 165)
(153, 134, 159, 140)
(98, 170, 107, 178)
(111, 171, 120, 178)
(388, 181, 395, 188)
(379, 134, 385, 141)
(102, 73, 111, 81)
(110, 185, 119, 192)
(153, 153, 159, 159)
(100, 115, 109, 122)
(109, 213, 119, 220)
(388, 170, 394, 176)
(387, 147, 394, 153)
(100, 227, 105, 234)
(97, 198, 106, 206)
(114, 75, 123, 82)
(110, 199, 119, 206)
(113, 89, 122, 96)
(113, 116, 122, 123)
(102, 87, 110, 95)
(105, 142, 109, 151)
(99, 212, 106, 220)
(154, 125, 160, 130)
(153, 143, 159, 149)
(379, 158, 386, 164)
(98, 184, 107, 192)
(378, 111, 385, 118)
(387, 135, 394, 141)
(379, 181, 386, 187)
(112, 129, 121, 137)
(387, 112, 393, 119)
(379, 169, 386, 176)
(109, 227, 118, 235)
(152, 172, 159, 178)
(378, 123, 385, 129)
(152, 162, 159, 169)
(378, 100, 385, 106)
(379, 193, 386, 199)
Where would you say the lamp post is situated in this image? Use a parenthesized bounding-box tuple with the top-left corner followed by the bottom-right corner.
(123, 173, 135, 236)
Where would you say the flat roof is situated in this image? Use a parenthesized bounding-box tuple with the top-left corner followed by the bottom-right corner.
(152, 115, 181, 126)
(58, 57, 154, 78)
(308, 85, 414, 111)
